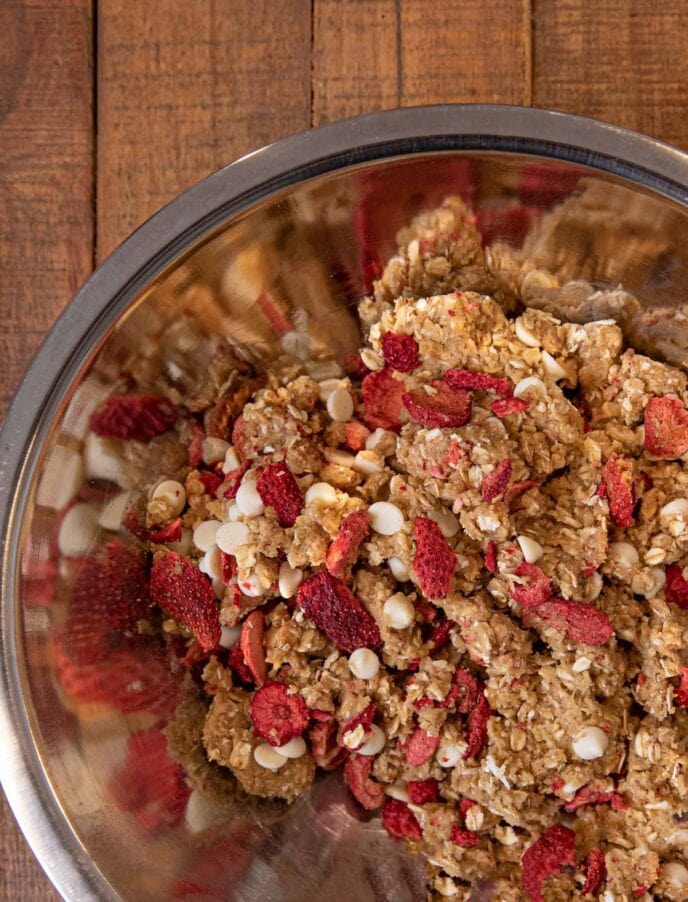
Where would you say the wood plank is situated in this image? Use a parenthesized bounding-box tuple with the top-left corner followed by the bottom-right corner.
(533, 0, 688, 150)
(0, 0, 94, 419)
(97, 0, 312, 260)
(313, 0, 529, 124)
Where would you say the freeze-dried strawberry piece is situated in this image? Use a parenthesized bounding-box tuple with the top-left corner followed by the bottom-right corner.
(481, 458, 512, 502)
(504, 479, 538, 508)
(644, 396, 688, 458)
(150, 552, 220, 652)
(310, 708, 335, 723)
(340, 703, 375, 749)
(536, 599, 613, 646)
(485, 542, 497, 574)
(220, 551, 235, 585)
(601, 453, 635, 527)
(109, 729, 190, 831)
(464, 693, 491, 760)
(405, 727, 439, 766)
(90, 394, 179, 441)
(444, 368, 513, 398)
(227, 643, 254, 685)
(326, 508, 370, 580)
(458, 798, 476, 820)
(256, 461, 304, 527)
(231, 415, 249, 459)
(562, 784, 626, 813)
(491, 397, 529, 417)
(407, 778, 441, 804)
(381, 332, 420, 372)
(521, 824, 577, 902)
(582, 850, 607, 896)
(220, 461, 250, 500)
(449, 825, 479, 848)
(250, 681, 308, 747)
(403, 380, 472, 429)
(676, 667, 688, 708)
(309, 720, 348, 771)
(297, 569, 382, 653)
(344, 421, 371, 451)
(149, 518, 182, 544)
(239, 610, 267, 687)
(361, 368, 406, 430)
(198, 470, 224, 496)
(381, 799, 423, 840)
(413, 516, 456, 600)
(343, 754, 385, 810)
(665, 564, 688, 609)
(428, 616, 453, 654)
(453, 668, 482, 714)
(343, 352, 371, 379)
(188, 422, 204, 468)
(511, 562, 553, 609)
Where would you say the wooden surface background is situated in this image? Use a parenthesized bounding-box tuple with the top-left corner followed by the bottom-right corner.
(2, 0, 688, 896)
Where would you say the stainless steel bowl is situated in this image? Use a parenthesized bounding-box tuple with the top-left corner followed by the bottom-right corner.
(4, 105, 688, 901)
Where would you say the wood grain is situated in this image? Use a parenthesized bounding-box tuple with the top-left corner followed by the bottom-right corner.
(97, 0, 312, 259)
(533, 0, 688, 150)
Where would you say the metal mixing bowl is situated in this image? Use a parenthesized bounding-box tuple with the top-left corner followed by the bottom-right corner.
(3, 105, 688, 901)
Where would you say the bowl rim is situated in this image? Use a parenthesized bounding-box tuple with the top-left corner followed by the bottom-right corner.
(3, 102, 688, 900)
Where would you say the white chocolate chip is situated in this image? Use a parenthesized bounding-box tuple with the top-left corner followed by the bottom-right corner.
(202, 436, 230, 466)
(383, 593, 415, 629)
(221, 446, 241, 473)
(541, 350, 567, 380)
(514, 319, 540, 348)
(83, 433, 125, 484)
(368, 501, 404, 536)
(184, 788, 227, 833)
(585, 571, 603, 601)
(152, 479, 187, 517)
(572, 656, 592, 673)
(348, 648, 380, 680)
(238, 574, 266, 597)
(278, 562, 303, 599)
(513, 376, 547, 400)
(57, 503, 99, 558)
(216, 521, 250, 554)
(660, 498, 688, 520)
(357, 724, 386, 756)
(193, 519, 221, 552)
(274, 736, 307, 759)
(385, 782, 410, 802)
(663, 862, 688, 889)
(388, 556, 410, 581)
(235, 478, 264, 519)
(305, 482, 337, 506)
(327, 387, 354, 422)
(437, 744, 465, 768)
(352, 450, 384, 476)
(199, 545, 222, 580)
(517, 535, 543, 564)
(366, 428, 396, 456)
(98, 491, 131, 532)
(168, 527, 193, 556)
(226, 503, 242, 522)
(428, 508, 460, 538)
(572, 726, 609, 760)
(608, 541, 639, 566)
(219, 625, 241, 649)
(254, 743, 288, 771)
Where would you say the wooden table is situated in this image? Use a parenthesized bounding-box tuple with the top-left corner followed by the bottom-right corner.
(2, 0, 687, 896)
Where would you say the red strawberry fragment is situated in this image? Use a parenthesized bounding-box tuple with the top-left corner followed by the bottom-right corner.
(521, 824, 577, 902)
(485, 542, 498, 574)
(481, 459, 512, 502)
(343, 754, 385, 810)
(644, 396, 688, 458)
(444, 368, 513, 398)
(511, 562, 553, 609)
(149, 518, 182, 544)
(297, 569, 382, 653)
(90, 394, 179, 441)
(151, 552, 220, 652)
(504, 479, 538, 508)
(464, 693, 491, 760)
(582, 849, 607, 896)
(250, 681, 308, 747)
(665, 565, 688, 609)
(450, 825, 479, 848)
(344, 421, 371, 451)
(491, 397, 529, 417)
(325, 508, 370, 580)
(220, 462, 250, 500)
(675, 667, 688, 708)
(381, 799, 423, 840)
(361, 368, 406, 430)
(239, 610, 267, 687)
(198, 470, 224, 496)
(458, 798, 476, 819)
(309, 720, 348, 771)
(452, 668, 482, 714)
(427, 616, 453, 654)
(227, 643, 255, 685)
(220, 551, 235, 585)
(562, 784, 626, 813)
(403, 380, 472, 429)
(601, 453, 635, 527)
(188, 422, 204, 467)
(407, 778, 441, 804)
(381, 332, 420, 372)
(257, 461, 303, 527)
(536, 599, 614, 646)
(413, 516, 456, 600)
(405, 727, 439, 766)
(340, 703, 375, 749)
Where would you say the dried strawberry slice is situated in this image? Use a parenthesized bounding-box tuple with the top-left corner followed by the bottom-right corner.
(458, 798, 475, 819)
(297, 569, 382, 653)
(403, 380, 472, 429)
(536, 599, 613, 646)
(150, 551, 221, 652)
(227, 643, 254, 685)
(491, 397, 529, 417)
(601, 453, 635, 527)
(381, 799, 423, 840)
(310, 709, 335, 723)
(250, 681, 308, 747)
(481, 458, 512, 502)
(344, 421, 371, 451)
(511, 562, 553, 609)
(521, 824, 577, 902)
(257, 461, 304, 527)
(665, 565, 688, 609)
(198, 470, 224, 496)
(562, 784, 626, 813)
(340, 703, 375, 749)
(343, 754, 385, 810)
(220, 461, 250, 500)
(444, 368, 513, 398)
(239, 610, 267, 686)
(405, 727, 439, 766)
(485, 542, 498, 574)
(413, 516, 456, 600)
(464, 693, 491, 760)
(309, 720, 348, 771)
(449, 825, 479, 848)
(361, 368, 407, 430)
(326, 509, 370, 580)
(381, 332, 420, 372)
(149, 518, 183, 544)
(581, 849, 607, 896)
(644, 396, 688, 458)
(188, 422, 205, 468)
(504, 479, 538, 508)
(407, 778, 441, 804)
(675, 667, 688, 708)
(220, 551, 235, 586)
(452, 668, 482, 714)
(90, 394, 179, 441)
(427, 616, 453, 654)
